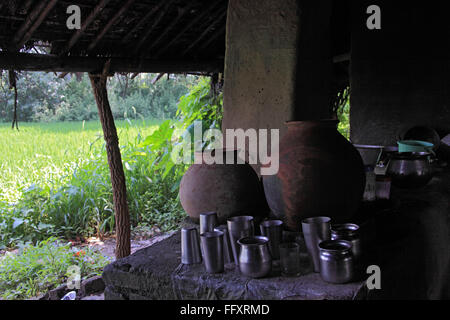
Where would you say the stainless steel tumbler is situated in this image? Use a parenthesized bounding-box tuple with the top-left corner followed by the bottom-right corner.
(200, 212, 218, 235)
(214, 225, 234, 264)
(279, 242, 302, 277)
(331, 223, 361, 262)
(200, 231, 224, 273)
(227, 216, 254, 266)
(260, 220, 283, 260)
(318, 240, 354, 284)
(237, 236, 272, 278)
(181, 227, 202, 264)
(301, 216, 331, 272)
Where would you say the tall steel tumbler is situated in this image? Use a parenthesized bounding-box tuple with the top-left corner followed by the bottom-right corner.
(214, 225, 234, 264)
(200, 212, 218, 235)
(181, 227, 202, 264)
(200, 231, 224, 273)
(259, 220, 283, 260)
(301, 216, 331, 272)
(227, 216, 254, 266)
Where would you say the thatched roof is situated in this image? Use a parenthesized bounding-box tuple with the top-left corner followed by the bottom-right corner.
(0, 0, 227, 73)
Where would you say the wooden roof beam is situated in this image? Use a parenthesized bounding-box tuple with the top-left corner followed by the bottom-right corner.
(133, 0, 175, 54)
(61, 0, 111, 55)
(121, 0, 166, 44)
(154, 0, 222, 58)
(182, 10, 227, 56)
(87, 0, 136, 53)
(198, 25, 226, 51)
(19, 0, 34, 14)
(0, 51, 224, 74)
(16, 0, 59, 50)
(10, 0, 49, 49)
(143, 3, 196, 56)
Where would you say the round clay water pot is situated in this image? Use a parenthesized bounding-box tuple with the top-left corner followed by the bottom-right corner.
(179, 149, 268, 224)
(262, 120, 365, 231)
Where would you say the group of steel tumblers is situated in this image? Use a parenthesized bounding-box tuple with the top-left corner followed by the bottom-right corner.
(181, 213, 361, 284)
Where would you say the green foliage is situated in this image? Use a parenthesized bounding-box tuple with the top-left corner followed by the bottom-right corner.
(0, 77, 222, 249)
(337, 88, 350, 140)
(0, 120, 161, 248)
(0, 72, 197, 123)
(0, 237, 110, 300)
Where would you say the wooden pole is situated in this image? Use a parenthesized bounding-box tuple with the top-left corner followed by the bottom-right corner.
(89, 62, 130, 259)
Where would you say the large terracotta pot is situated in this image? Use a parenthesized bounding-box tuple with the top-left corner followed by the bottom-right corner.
(262, 120, 365, 231)
(180, 149, 268, 224)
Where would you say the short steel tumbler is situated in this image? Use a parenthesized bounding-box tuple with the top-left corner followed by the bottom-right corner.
(279, 242, 301, 277)
(181, 227, 202, 264)
(200, 212, 218, 235)
(227, 216, 254, 266)
(301, 216, 331, 272)
(214, 225, 234, 264)
(318, 240, 354, 284)
(200, 231, 224, 273)
(260, 220, 283, 260)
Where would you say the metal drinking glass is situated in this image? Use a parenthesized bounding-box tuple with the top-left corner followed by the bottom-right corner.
(318, 240, 354, 284)
(259, 220, 283, 260)
(237, 236, 272, 278)
(227, 216, 255, 266)
(301, 216, 331, 272)
(200, 231, 224, 273)
(181, 227, 202, 264)
(200, 212, 218, 235)
(214, 225, 234, 264)
(279, 242, 302, 277)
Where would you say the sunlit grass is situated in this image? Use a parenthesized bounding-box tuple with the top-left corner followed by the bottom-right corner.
(0, 120, 162, 205)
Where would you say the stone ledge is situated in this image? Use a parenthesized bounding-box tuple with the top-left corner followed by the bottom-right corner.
(103, 230, 366, 300)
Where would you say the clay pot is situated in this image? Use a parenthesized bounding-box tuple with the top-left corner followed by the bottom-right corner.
(262, 120, 365, 231)
(179, 149, 268, 224)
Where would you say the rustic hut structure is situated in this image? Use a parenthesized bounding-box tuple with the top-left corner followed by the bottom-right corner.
(1, 0, 449, 300)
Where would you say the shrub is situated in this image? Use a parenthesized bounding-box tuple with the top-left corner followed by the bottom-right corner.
(0, 237, 110, 300)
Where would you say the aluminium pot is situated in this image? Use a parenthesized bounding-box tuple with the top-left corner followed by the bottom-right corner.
(238, 236, 272, 278)
(179, 149, 268, 224)
(262, 120, 365, 231)
(385, 152, 434, 188)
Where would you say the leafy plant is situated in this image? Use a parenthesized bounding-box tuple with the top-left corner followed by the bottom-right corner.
(0, 237, 110, 300)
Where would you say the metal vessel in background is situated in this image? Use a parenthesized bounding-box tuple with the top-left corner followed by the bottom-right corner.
(386, 152, 434, 188)
(318, 240, 354, 284)
(237, 236, 272, 278)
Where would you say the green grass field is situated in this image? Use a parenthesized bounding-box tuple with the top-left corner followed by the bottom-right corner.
(0, 120, 162, 205)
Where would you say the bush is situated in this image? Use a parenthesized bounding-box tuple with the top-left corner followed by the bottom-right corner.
(0, 77, 221, 249)
(0, 237, 110, 299)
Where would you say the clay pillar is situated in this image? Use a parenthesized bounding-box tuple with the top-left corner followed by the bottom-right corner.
(222, 0, 333, 171)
